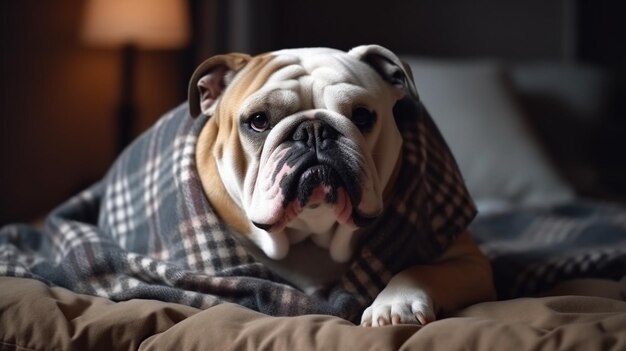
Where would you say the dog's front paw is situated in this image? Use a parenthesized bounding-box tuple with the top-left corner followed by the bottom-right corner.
(360, 288, 435, 327)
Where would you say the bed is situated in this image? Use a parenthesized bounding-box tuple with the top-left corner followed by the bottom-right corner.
(1, 58, 625, 351)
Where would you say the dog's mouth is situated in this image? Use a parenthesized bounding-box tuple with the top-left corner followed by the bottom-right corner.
(296, 164, 344, 207)
(295, 164, 378, 226)
(253, 160, 379, 233)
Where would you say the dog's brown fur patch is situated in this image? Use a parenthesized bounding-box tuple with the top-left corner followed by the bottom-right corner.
(196, 53, 284, 236)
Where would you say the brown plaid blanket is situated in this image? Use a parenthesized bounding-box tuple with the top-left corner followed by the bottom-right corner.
(0, 102, 476, 323)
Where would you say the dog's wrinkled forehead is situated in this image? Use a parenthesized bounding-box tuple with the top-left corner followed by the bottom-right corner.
(235, 48, 386, 112)
(278, 48, 385, 83)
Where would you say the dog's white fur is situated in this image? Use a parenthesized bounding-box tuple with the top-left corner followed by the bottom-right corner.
(192, 45, 496, 326)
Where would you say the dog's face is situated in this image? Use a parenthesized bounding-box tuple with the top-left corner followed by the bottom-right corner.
(190, 45, 417, 262)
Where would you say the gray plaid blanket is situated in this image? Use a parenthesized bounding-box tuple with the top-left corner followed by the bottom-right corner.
(0, 103, 477, 323)
(471, 202, 626, 298)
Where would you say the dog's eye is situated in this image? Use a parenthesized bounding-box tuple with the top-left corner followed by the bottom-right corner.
(352, 107, 376, 132)
(249, 112, 270, 132)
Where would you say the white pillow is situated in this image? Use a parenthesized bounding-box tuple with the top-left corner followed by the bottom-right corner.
(402, 58, 575, 207)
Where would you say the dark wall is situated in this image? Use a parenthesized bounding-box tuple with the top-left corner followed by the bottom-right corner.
(214, 0, 571, 60)
(215, 0, 624, 70)
(578, 0, 626, 118)
(271, 0, 566, 59)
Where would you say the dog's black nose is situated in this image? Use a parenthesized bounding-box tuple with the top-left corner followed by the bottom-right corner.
(251, 221, 273, 231)
(292, 120, 338, 149)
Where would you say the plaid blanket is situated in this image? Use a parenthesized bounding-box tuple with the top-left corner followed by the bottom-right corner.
(0, 103, 476, 323)
(472, 201, 626, 298)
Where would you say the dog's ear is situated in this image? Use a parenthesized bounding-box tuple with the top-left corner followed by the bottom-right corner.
(188, 53, 252, 118)
(349, 45, 426, 125)
(348, 45, 419, 101)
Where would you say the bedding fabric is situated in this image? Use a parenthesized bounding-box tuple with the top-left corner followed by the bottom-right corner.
(0, 103, 476, 323)
(1, 276, 625, 351)
(471, 201, 626, 299)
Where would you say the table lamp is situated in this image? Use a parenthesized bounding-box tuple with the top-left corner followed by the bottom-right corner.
(82, 0, 190, 153)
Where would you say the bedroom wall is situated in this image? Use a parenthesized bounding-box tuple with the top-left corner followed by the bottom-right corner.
(217, 0, 569, 59)
(271, 0, 567, 59)
(0, 1, 190, 225)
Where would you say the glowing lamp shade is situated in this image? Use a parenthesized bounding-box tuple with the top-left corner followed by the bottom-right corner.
(82, 0, 190, 152)
(83, 0, 190, 49)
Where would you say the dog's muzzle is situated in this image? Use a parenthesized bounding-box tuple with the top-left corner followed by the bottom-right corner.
(251, 117, 377, 231)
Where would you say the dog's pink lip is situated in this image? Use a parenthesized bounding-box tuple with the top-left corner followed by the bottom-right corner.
(280, 156, 362, 213)
(253, 186, 381, 233)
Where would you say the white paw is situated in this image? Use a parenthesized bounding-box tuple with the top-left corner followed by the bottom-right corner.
(360, 287, 436, 327)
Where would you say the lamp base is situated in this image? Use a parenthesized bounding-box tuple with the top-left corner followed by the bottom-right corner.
(117, 44, 137, 154)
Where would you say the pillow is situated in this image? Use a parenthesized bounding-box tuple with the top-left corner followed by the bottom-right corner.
(401, 58, 575, 208)
(510, 63, 611, 122)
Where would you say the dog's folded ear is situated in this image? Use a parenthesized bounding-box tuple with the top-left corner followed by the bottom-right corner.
(188, 53, 251, 118)
(349, 45, 424, 126)
(348, 45, 419, 101)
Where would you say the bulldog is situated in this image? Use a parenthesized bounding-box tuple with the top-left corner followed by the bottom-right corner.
(189, 45, 495, 326)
